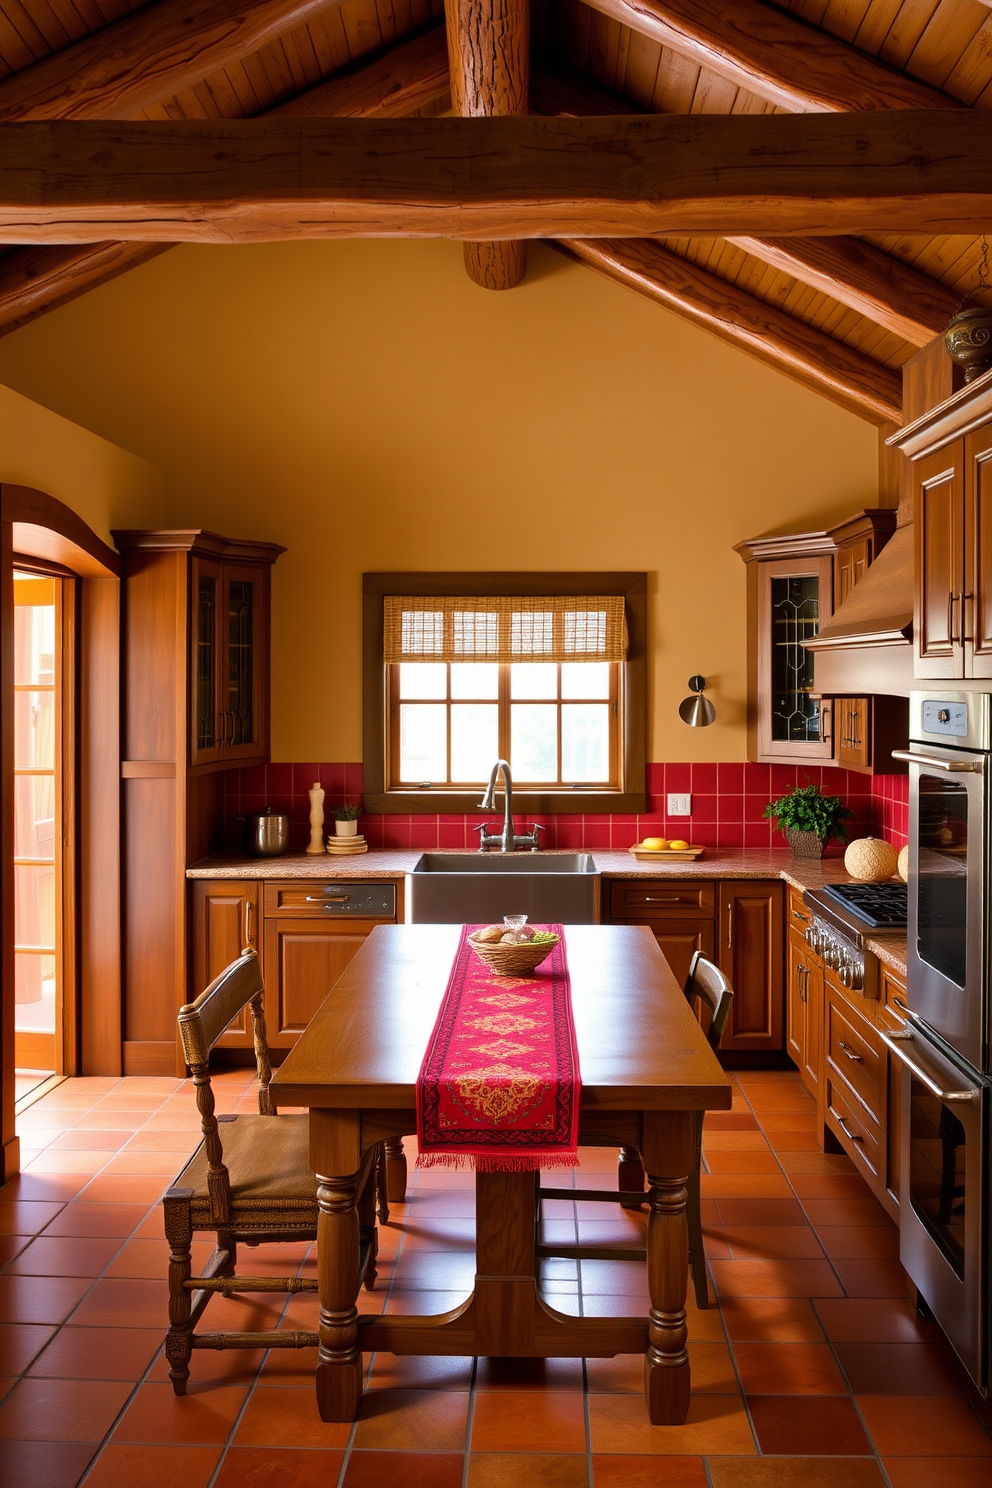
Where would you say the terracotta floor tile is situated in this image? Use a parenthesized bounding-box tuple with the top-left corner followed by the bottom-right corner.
(777, 1152, 857, 1176)
(747, 1395, 872, 1455)
(25, 1150, 115, 1175)
(468, 1452, 588, 1488)
(112, 1380, 249, 1445)
(588, 1392, 755, 1454)
(787, 1174, 873, 1200)
(720, 1298, 825, 1343)
(578, 1259, 651, 1295)
(351, 1387, 469, 1452)
(49, 1131, 131, 1152)
(0, 1201, 64, 1235)
(722, 1225, 824, 1260)
(124, 1130, 203, 1152)
(756, 1112, 819, 1132)
(834, 1341, 970, 1395)
(391, 1250, 477, 1291)
(733, 1342, 846, 1394)
(213, 1445, 346, 1488)
(28, 1326, 162, 1380)
(84, 1443, 222, 1488)
(715, 1199, 807, 1226)
(801, 1197, 891, 1228)
(344, 1449, 464, 1488)
(700, 1176, 794, 1199)
(0, 1175, 88, 1203)
(883, 1458, 992, 1487)
(858, 1395, 992, 1456)
(0, 1377, 133, 1441)
(703, 1131, 771, 1151)
(587, 1341, 738, 1395)
(104, 1237, 213, 1279)
(706, 1114, 761, 1131)
(703, 1151, 783, 1176)
(70, 1278, 169, 1329)
(815, 1225, 900, 1260)
(0, 1275, 91, 1326)
(366, 1353, 474, 1391)
(591, 1456, 708, 1487)
(0, 1438, 97, 1488)
(79, 1175, 169, 1205)
(831, 1257, 909, 1297)
(470, 1389, 586, 1452)
(708, 1459, 886, 1487)
(385, 1289, 470, 1316)
(813, 1298, 942, 1344)
(0, 1322, 57, 1374)
(40, 1203, 149, 1238)
(709, 1259, 843, 1298)
(759, 1133, 822, 1151)
(101, 1152, 191, 1178)
(6, 1236, 122, 1277)
(474, 1357, 584, 1391)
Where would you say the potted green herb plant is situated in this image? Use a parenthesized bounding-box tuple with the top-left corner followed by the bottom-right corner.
(333, 801, 362, 838)
(763, 781, 852, 859)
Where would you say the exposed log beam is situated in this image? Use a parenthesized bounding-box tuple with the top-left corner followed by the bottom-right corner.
(561, 237, 901, 425)
(445, 0, 529, 290)
(0, 0, 343, 122)
(724, 236, 958, 349)
(532, 63, 961, 349)
(0, 28, 451, 337)
(1, 114, 989, 243)
(580, 0, 957, 112)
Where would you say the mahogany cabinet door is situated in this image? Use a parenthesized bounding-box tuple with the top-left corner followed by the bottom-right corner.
(786, 929, 807, 1070)
(190, 879, 259, 1048)
(915, 444, 965, 678)
(834, 538, 870, 609)
(716, 880, 784, 1052)
(647, 918, 715, 994)
(220, 563, 271, 767)
(836, 697, 869, 771)
(802, 955, 823, 1102)
(262, 916, 379, 1048)
(965, 420, 992, 677)
(755, 555, 834, 764)
(189, 555, 225, 769)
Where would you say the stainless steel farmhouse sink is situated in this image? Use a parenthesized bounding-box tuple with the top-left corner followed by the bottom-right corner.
(409, 853, 600, 925)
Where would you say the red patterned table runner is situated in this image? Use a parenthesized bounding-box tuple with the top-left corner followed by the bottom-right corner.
(416, 924, 580, 1172)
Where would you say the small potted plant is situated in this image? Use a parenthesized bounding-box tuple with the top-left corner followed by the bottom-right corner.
(333, 801, 362, 838)
(763, 780, 852, 859)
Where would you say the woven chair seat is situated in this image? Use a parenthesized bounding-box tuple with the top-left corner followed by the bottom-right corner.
(175, 1113, 318, 1228)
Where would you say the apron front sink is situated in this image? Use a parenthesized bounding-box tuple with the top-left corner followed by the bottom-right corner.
(409, 852, 600, 924)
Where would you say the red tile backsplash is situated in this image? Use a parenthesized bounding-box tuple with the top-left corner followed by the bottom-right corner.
(221, 763, 908, 854)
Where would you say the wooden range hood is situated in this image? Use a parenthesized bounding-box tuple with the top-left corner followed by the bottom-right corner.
(805, 524, 914, 696)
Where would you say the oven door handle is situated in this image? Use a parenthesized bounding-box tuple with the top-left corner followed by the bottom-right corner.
(878, 1028, 981, 1103)
(890, 751, 980, 772)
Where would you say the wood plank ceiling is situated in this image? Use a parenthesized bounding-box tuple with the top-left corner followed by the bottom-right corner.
(0, 0, 990, 425)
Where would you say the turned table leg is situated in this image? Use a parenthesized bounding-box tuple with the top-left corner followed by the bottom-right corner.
(312, 1110, 364, 1422)
(384, 1137, 407, 1204)
(642, 1109, 694, 1425)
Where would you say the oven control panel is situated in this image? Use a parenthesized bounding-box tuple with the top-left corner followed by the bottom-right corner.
(921, 700, 969, 738)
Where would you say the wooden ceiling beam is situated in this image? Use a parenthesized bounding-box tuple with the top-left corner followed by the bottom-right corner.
(270, 22, 450, 119)
(579, 0, 957, 112)
(531, 64, 961, 348)
(561, 237, 902, 425)
(445, 0, 529, 290)
(1, 113, 988, 242)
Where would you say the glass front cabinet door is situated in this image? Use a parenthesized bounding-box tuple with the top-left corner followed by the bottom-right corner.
(189, 553, 273, 770)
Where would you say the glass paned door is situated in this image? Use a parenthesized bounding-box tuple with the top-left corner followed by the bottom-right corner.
(13, 573, 62, 1076)
(190, 556, 224, 768)
(221, 566, 267, 764)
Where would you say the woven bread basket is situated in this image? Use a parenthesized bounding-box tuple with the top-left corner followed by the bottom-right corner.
(467, 932, 560, 976)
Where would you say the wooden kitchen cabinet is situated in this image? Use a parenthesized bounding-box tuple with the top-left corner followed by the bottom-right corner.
(190, 555, 276, 769)
(828, 508, 897, 610)
(607, 879, 715, 991)
(835, 694, 909, 775)
(787, 927, 822, 1101)
(716, 880, 784, 1053)
(190, 879, 259, 1049)
(262, 916, 383, 1049)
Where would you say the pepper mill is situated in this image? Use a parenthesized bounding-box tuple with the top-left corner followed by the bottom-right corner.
(306, 781, 325, 854)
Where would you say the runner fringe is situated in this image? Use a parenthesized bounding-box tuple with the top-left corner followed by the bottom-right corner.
(416, 1151, 580, 1173)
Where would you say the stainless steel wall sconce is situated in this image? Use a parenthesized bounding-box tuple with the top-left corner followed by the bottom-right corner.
(679, 675, 715, 727)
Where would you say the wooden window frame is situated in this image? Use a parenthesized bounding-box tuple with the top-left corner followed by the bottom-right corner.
(363, 572, 647, 814)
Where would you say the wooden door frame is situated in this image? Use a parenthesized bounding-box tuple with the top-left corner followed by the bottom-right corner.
(1, 484, 121, 1183)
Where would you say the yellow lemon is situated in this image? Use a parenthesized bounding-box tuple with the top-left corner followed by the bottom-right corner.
(643, 837, 669, 850)
(668, 839, 690, 851)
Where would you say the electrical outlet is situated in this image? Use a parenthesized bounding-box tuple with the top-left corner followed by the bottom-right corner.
(667, 794, 691, 816)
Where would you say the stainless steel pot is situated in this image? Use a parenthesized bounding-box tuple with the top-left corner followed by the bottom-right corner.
(233, 808, 290, 857)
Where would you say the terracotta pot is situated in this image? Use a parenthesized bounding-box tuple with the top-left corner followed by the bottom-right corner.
(786, 829, 826, 859)
(335, 819, 359, 837)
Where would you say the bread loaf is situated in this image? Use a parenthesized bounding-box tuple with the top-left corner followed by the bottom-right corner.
(473, 924, 505, 944)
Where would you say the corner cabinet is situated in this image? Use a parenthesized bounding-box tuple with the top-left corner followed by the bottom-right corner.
(113, 529, 285, 1077)
(891, 368, 992, 679)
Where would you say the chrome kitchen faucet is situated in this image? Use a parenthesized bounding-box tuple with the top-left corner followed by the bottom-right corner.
(474, 760, 544, 852)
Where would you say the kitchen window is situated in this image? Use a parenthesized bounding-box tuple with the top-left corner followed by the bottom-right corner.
(363, 574, 646, 814)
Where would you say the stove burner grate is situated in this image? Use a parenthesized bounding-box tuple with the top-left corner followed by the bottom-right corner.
(820, 881, 908, 928)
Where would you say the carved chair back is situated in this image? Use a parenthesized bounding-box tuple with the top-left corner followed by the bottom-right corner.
(177, 948, 273, 1225)
(684, 951, 734, 1053)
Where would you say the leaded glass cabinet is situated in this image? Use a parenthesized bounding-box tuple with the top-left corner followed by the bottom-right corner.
(735, 532, 835, 765)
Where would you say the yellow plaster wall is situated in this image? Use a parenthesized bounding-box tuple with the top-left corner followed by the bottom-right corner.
(0, 239, 877, 762)
(0, 382, 164, 545)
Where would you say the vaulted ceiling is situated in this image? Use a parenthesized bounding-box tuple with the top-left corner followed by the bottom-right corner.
(1, 0, 991, 426)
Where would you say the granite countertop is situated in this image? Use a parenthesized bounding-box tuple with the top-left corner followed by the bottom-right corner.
(186, 846, 907, 978)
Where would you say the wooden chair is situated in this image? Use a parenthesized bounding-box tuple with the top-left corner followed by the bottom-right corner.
(537, 950, 734, 1308)
(163, 948, 383, 1394)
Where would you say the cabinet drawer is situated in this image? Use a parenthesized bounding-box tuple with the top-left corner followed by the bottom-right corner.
(610, 879, 714, 920)
(826, 1076, 883, 1184)
(787, 888, 814, 935)
(263, 880, 398, 919)
(826, 993, 883, 1125)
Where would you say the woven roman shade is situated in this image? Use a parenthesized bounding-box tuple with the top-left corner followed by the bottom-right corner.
(384, 595, 627, 664)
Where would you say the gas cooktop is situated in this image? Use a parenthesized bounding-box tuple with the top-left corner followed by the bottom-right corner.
(819, 881, 908, 929)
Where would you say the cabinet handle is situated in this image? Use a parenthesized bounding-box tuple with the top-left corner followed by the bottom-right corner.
(305, 895, 349, 904)
(243, 898, 253, 948)
(948, 591, 960, 645)
(792, 908, 810, 923)
(727, 903, 734, 947)
(837, 1040, 863, 1062)
(644, 895, 685, 904)
(961, 592, 974, 645)
(891, 995, 909, 1015)
(820, 701, 832, 746)
(837, 1115, 863, 1144)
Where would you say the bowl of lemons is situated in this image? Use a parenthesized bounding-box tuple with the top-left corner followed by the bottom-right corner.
(629, 838, 704, 861)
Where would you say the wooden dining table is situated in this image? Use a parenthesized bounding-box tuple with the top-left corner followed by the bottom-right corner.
(271, 923, 732, 1425)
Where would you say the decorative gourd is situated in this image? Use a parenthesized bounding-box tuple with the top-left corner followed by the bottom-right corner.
(844, 837, 899, 883)
(897, 846, 910, 883)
